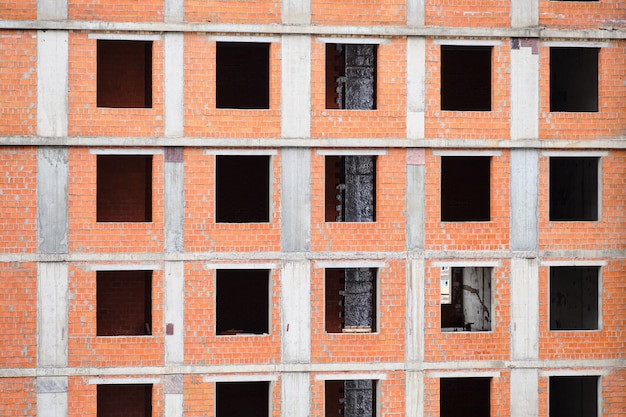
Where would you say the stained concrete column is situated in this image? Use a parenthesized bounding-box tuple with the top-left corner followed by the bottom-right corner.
(510, 39, 539, 140)
(281, 35, 311, 139)
(280, 261, 311, 363)
(511, 369, 539, 417)
(37, 0, 67, 20)
(165, 147, 185, 253)
(164, 261, 185, 365)
(406, 37, 426, 140)
(405, 371, 424, 417)
(37, 148, 69, 254)
(281, 373, 310, 417)
(37, 262, 68, 367)
(37, 31, 68, 138)
(281, 148, 311, 252)
(37, 377, 68, 417)
(406, 258, 425, 363)
(164, 0, 184, 23)
(510, 149, 538, 251)
(510, 257, 539, 360)
(164, 33, 184, 138)
(407, 0, 425, 27)
(511, 0, 539, 28)
(406, 149, 425, 250)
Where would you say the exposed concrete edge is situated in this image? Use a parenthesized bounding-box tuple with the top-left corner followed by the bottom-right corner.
(2, 136, 626, 149)
(2, 358, 624, 378)
(1, 21, 625, 39)
(2, 249, 625, 263)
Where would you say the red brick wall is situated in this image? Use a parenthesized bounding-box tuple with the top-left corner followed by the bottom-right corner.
(68, 0, 164, 22)
(311, 0, 405, 25)
(425, 0, 511, 27)
(0, 378, 36, 416)
(539, 0, 626, 29)
(185, 0, 280, 24)
(0, 1, 36, 20)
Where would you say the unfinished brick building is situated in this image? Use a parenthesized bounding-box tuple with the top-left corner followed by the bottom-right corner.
(0, 0, 624, 416)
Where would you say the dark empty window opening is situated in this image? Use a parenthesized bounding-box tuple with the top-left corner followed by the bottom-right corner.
(216, 42, 270, 109)
(216, 155, 270, 223)
(97, 40, 152, 108)
(216, 269, 269, 335)
(549, 157, 599, 221)
(441, 156, 490, 222)
(550, 376, 598, 417)
(325, 268, 377, 333)
(440, 378, 490, 417)
(97, 270, 152, 336)
(97, 155, 152, 222)
(325, 155, 376, 222)
(325, 380, 376, 417)
(550, 266, 599, 331)
(441, 46, 492, 111)
(440, 267, 492, 332)
(550, 47, 598, 112)
(326, 44, 377, 110)
(97, 384, 152, 417)
(217, 382, 269, 417)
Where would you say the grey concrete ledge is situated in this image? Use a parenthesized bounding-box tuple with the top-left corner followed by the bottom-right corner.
(1, 20, 625, 39)
(1, 358, 624, 379)
(1, 136, 626, 149)
(1, 249, 624, 263)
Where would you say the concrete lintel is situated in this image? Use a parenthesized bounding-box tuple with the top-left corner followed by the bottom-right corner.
(88, 377, 161, 385)
(208, 35, 281, 43)
(203, 149, 278, 155)
(541, 150, 609, 157)
(543, 41, 611, 48)
(538, 369, 612, 377)
(433, 39, 503, 46)
(316, 149, 387, 156)
(432, 150, 502, 157)
(540, 260, 608, 267)
(428, 370, 501, 378)
(204, 262, 279, 270)
(431, 260, 501, 268)
(87, 33, 162, 41)
(84, 263, 162, 271)
(314, 373, 388, 381)
(204, 374, 279, 382)
(89, 148, 164, 155)
(316, 37, 392, 45)
(314, 260, 387, 269)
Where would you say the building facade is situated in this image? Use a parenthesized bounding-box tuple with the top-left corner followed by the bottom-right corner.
(0, 0, 624, 416)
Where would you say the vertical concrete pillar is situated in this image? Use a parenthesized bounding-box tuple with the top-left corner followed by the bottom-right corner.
(281, 373, 310, 417)
(37, 31, 68, 138)
(37, 262, 68, 367)
(281, 0, 310, 24)
(405, 371, 424, 417)
(510, 258, 539, 360)
(510, 369, 539, 417)
(164, 0, 184, 23)
(37, 0, 67, 20)
(37, 377, 68, 417)
(407, 0, 425, 27)
(280, 261, 311, 363)
(406, 37, 426, 139)
(510, 39, 539, 140)
(280, 148, 311, 252)
(164, 33, 184, 138)
(165, 147, 185, 253)
(164, 261, 185, 365)
(510, 149, 538, 251)
(406, 149, 425, 250)
(511, 0, 539, 28)
(406, 258, 425, 363)
(37, 148, 69, 254)
(281, 35, 311, 139)
(164, 374, 184, 417)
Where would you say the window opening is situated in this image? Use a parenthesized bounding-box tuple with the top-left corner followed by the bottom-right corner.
(97, 40, 152, 108)
(440, 378, 490, 417)
(216, 382, 269, 417)
(440, 156, 490, 222)
(326, 44, 377, 110)
(216, 42, 270, 109)
(440, 267, 492, 332)
(440, 46, 492, 111)
(549, 157, 599, 221)
(325, 268, 377, 333)
(97, 155, 152, 222)
(550, 47, 598, 112)
(216, 269, 269, 335)
(97, 384, 152, 417)
(325, 380, 376, 417)
(216, 155, 270, 223)
(550, 266, 599, 331)
(97, 270, 152, 336)
(550, 376, 598, 417)
(325, 155, 376, 222)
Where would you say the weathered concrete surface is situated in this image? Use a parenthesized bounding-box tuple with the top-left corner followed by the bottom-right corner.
(37, 147, 69, 254)
(281, 148, 311, 252)
(281, 261, 311, 363)
(510, 149, 538, 251)
(37, 262, 68, 367)
(37, 31, 68, 137)
(281, 35, 311, 138)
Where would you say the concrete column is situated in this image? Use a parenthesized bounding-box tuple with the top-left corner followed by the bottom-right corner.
(164, 33, 184, 137)
(510, 258, 539, 360)
(510, 369, 539, 417)
(406, 258, 425, 363)
(511, 0, 539, 28)
(281, 35, 311, 139)
(164, 262, 185, 365)
(406, 150, 425, 250)
(282, 0, 310, 24)
(510, 149, 538, 251)
(280, 148, 311, 252)
(280, 261, 311, 363)
(164, 375, 184, 417)
(37, 148, 69, 254)
(164, 147, 185, 253)
(164, 0, 184, 23)
(281, 373, 310, 417)
(37, 377, 68, 417)
(405, 371, 424, 417)
(510, 39, 539, 140)
(37, 262, 68, 367)
(37, 31, 68, 138)
(406, 37, 426, 139)
(37, 0, 67, 20)
(407, 0, 425, 27)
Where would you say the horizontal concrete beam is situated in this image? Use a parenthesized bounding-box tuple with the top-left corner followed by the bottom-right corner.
(0, 20, 625, 39)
